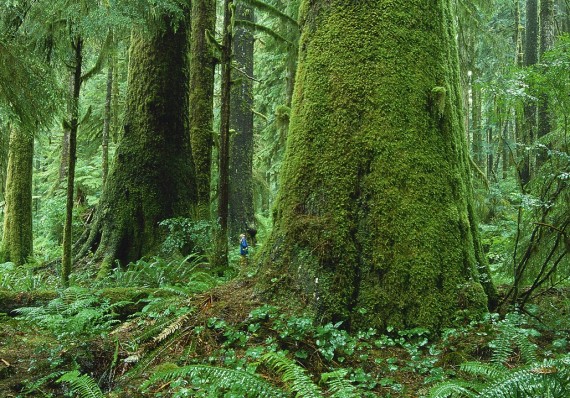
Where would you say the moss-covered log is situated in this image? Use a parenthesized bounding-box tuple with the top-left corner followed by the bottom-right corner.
(79, 15, 196, 274)
(1, 127, 34, 265)
(258, 0, 496, 331)
(0, 288, 175, 316)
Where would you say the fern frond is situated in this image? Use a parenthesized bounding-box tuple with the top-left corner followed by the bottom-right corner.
(262, 352, 324, 398)
(321, 369, 361, 398)
(153, 312, 192, 344)
(57, 370, 104, 398)
(141, 364, 286, 397)
(428, 380, 477, 398)
(460, 361, 507, 380)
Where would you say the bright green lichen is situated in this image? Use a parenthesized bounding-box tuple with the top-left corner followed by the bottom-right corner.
(257, 0, 494, 331)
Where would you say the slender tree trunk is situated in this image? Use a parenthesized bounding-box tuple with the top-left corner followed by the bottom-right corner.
(537, 0, 555, 167)
(258, 0, 495, 331)
(102, 48, 113, 184)
(78, 14, 196, 274)
(521, 0, 539, 186)
(487, 127, 494, 180)
(472, 80, 484, 170)
(213, 0, 234, 268)
(502, 121, 510, 179)
(57, 74, 74, 187)
(189, 0, 216, 220)
(1, 126, 34, 265)
(229, 0, 255, 242)
(61, 36, 82, 287)
(0, 127, 8, 202)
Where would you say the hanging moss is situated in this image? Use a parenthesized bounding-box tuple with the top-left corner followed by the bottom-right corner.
(257, 0, 494, 331)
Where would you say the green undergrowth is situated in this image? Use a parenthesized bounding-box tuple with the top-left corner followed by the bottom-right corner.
(1, 255, 569, 397)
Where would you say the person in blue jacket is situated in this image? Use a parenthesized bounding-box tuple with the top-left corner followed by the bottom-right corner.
(239, 233, 248, 264)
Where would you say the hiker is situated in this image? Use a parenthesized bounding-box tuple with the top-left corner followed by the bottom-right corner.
(239, 233, 249, 265)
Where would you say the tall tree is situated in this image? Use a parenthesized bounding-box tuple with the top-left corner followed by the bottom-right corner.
(189, 0, 216, 220)
(61, 35, 82, 286)
(78, 12, 197, 275)
(213, 0, 234, 268)
(258, 0, 496, 330)
(537, 0, 555, 167)
(229, 0, 255, 241)
(521, 0, 539, 185)
(1, 126, 34, 265)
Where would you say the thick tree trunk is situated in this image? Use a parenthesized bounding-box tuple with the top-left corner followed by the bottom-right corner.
(257, 0, 496, 331)
(61, 36, 82, 287)
(189, 0, 216, 220)
(229, 1, 255, 242)
(213, 0, 233, 268)
(79, 17, 196, 274)
(1, 126, 34, 265)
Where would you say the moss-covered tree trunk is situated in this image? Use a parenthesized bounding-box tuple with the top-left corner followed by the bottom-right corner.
(61, 36, 82, 287)
(79, 16, 196, 274)
(189, 0, 216, 220)
(213, 0, 234, 268)
(258, 0, 496, 331)
(1, 126, 34, 265)
(229, 1, 255, 242)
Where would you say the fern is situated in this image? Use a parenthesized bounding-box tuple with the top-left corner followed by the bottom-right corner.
(489, 312, 539, 365)
(141, 364, 286, 397)
(320, 369, 361, 398)
(262, 351, 324, 398)
(57, 370, 104, 398)
(430, 355, 570, 398)
(459, 361, 507, 380)
(428, 380, 477, 398)
(153, 311, 193, 344)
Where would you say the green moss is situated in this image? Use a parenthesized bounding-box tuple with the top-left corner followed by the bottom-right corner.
(258, 0, 492, 331)
(1, 128, 34, 265)
(80, 13, 197, 272)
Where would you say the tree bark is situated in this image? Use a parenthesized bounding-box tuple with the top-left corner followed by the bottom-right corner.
(61, 36, 82, 287)
(1, 126, 34, 265)
(189, 0, 216, 220)
(102, 39, 113, 185)
(213, 0, 234, 268)
(79, 16, 197, 275)
(257, 0, 496, 331)
(229, 0, 255, 242)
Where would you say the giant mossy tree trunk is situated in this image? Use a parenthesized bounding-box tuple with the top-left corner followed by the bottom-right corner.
(258, 0, 496, 331)
(189, 0, 216, 220)
(80, 18, 196, 274)
(229, 0, 255, 241)
(1, 126, 34, 265)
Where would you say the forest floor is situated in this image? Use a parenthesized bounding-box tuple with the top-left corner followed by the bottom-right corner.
(0, 278, 568, 397)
